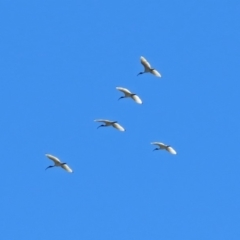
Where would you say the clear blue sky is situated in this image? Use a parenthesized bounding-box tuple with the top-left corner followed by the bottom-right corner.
(0, 1, 240, 239)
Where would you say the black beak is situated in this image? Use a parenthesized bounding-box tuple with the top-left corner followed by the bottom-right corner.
(152, 148, 158, 151)
(45, 166, 53, 170)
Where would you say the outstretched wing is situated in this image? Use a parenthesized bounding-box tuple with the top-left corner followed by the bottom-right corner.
(151, 142, 166, 148)
(166, 146, 177, 155)
(116, 87, 132, 95)
(152, 69, 161, 77)
(132, 94, 143, 104)
(140, 56, 151, 70)
(61, 164, 73, 173)
(46, 154, 61, 164)
(94, 119, 112, 124)
(112, 122, 125, 131)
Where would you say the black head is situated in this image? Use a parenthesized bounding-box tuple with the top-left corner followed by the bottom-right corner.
(118, 96, 124, 101)
(137, 72, 143, 76)
(97, 124, 104, 129)
(152, 148, 159, 151)
(45, 165, 54, 170)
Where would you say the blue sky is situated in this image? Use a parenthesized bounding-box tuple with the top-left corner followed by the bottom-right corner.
(0, 1, 240, 239)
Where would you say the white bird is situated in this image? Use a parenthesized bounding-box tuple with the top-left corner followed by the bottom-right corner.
(137, 56, 161, 77)
(116, 87, 143, 104)
(94, 119, 125, 131)
(151, 142, 177, 155)
(45, 154, 73, 172)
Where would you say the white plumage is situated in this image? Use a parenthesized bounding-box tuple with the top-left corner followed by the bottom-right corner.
(151, 142, 177, 155)
(94, 119, 125, 131)
(138, 56, 161, 77)
(45, 154, 73, 172)
(116, 87, 143, 104)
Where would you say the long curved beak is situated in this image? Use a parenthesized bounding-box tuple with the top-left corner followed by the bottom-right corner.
(97, 125, 103, 129)
(152, 148, 158, 151)
(137, 72, 142, 76)
(45, 166, 53, 170)
(118, 96, 123, 101)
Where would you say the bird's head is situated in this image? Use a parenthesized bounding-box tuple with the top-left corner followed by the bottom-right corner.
(45, 165, 54, 170)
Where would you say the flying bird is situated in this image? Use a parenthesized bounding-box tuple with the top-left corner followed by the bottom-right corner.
(94, 119, 125, 131)
(45, 154, 73, 172)
(116, 87, 143, 104)
(151, 142, 177, 155)
(137, 56, 161, 77)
